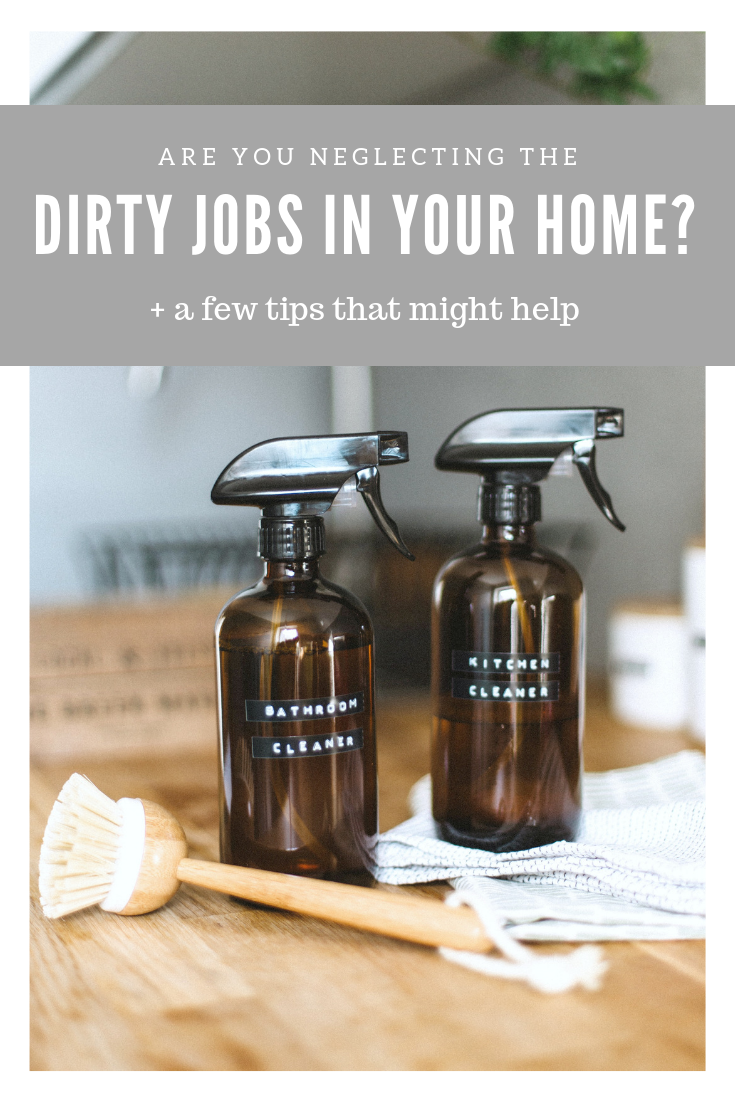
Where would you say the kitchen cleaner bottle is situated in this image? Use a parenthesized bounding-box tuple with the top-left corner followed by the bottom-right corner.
(431, 408, 625, 852)
(212, 432, 413, 883)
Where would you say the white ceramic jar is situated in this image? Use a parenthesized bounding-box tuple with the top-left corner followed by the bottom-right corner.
(609, 600, 688, 730)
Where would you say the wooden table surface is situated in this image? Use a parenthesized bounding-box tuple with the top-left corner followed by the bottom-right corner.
(30, 685, 705, 1071)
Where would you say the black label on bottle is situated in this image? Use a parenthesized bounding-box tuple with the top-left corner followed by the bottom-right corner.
(452, 678, 559, 701)
(245, 691, 364, 722)
(252, 729, 364, 758)
(452, 651, 560, 674)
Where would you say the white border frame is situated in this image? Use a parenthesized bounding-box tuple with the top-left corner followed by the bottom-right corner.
(6, 1, 731, 1092)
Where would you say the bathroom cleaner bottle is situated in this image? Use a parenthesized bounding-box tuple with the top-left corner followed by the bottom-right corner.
(212, 433, 413, 882)
(431, 408, 625, 852)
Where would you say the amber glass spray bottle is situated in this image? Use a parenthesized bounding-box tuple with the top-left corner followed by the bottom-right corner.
(211, 433, 413, 882)
(431, 408, 625, 852)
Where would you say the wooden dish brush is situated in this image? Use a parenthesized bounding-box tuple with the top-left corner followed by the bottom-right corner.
(38, 773, 494, 954)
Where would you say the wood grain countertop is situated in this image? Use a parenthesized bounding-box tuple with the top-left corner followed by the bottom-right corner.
(30, 686, 704, 1071)
(29, 592, 704, 1071)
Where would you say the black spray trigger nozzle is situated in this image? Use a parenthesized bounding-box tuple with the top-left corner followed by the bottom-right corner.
(572, 439, 626, 531)
(211, 431, 413, 558)
(356, 466, 415, 560)
(435, 407, 625, 532)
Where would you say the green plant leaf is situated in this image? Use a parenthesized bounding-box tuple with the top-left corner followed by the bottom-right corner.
(488, 31, 656, 104)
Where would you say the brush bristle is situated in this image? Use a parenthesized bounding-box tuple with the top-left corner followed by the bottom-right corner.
(39, 774, 124, 918)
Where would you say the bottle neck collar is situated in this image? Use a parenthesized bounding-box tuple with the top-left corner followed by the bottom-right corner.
(478, 481, 541, 526)
(482, 523, 537, 545)
(258, 515, 326, 563)
(263, 559, 321, 582)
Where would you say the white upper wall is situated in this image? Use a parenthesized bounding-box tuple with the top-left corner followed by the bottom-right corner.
(30, 366, 331, 602)
(32, 32, 704, 107)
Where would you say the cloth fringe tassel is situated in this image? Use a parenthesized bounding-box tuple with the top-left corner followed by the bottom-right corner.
(440, 890, 609, 994)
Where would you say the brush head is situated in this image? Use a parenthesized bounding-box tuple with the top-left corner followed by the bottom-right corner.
(39, 774, 187, 919)
(39, 774, 125, 918)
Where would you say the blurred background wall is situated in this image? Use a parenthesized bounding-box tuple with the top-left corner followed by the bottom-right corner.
(30, 365, 704, 679)
(31, 31, 705, 107)
(29, 366, 331, 600)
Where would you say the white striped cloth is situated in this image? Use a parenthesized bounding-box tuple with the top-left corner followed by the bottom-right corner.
(375, 751, 705, 940)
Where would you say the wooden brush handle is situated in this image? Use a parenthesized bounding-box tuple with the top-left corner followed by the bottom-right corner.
(177, 858, 493, 953)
